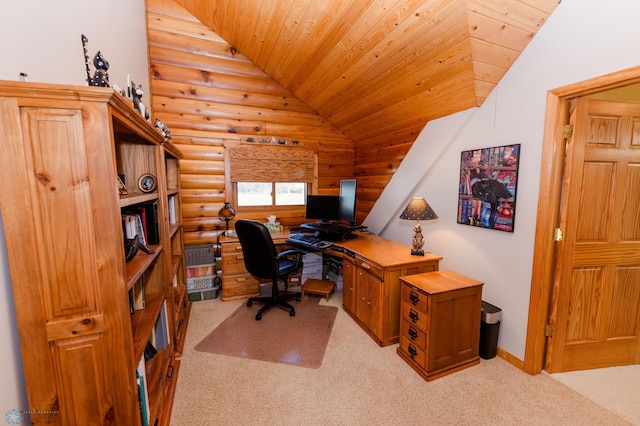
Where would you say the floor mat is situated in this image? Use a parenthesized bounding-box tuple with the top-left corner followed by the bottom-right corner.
(195, 297, 338, 369)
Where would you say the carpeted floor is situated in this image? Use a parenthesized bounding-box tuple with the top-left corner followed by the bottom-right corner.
(194, 296, 338, 369)
(171, 291, 632, 425)
(548, 365, 640, 425)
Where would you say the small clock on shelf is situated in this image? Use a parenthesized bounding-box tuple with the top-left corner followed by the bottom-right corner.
(137, 173, 157, 193)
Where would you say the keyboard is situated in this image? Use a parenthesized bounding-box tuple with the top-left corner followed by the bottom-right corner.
(286, 233, 333, 250)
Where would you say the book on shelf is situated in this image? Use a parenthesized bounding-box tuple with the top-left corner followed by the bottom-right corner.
(137, 357, 150, 426)
(122, 202, 160, 246)
(152, 300, 170, 350)
(143, 341, 158, 362)
(168, 195, 176, 224)
(133, 276, 145, 310)
(128, 288, 135, 314)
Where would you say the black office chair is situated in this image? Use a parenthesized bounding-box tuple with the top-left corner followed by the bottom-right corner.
(235, 219, 304, 320)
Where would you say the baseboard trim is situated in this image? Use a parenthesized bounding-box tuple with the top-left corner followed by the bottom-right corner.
(497, 347, 525, 371)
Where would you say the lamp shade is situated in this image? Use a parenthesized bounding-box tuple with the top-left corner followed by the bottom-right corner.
(218, 202, 236, 227)
(399, 197, 438, 221)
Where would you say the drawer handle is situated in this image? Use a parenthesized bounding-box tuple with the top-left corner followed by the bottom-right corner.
(361, 262, 370, 270)
(407, 344, 417, 359)
(408, 326, 418, 340)
(409, 291, 420, 305)
(237, 277, 247, 282)
(409, 309, 419, 323)
(236, 256, 244, 260)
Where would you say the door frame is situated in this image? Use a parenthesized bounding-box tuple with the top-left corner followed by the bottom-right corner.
(524, 65, 640, 375)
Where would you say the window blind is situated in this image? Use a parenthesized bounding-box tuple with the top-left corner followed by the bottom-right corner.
(228, 146, 316, 183)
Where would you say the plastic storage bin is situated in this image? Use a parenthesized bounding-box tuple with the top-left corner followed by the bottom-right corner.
(186, 244, 219, 301)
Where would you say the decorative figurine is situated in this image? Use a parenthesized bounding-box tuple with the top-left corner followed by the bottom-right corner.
(81, 34, 110, 87)
(154, 119, 171, 139)
(131, 81, 150, 120)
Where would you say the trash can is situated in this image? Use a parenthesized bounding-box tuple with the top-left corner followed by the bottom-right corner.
(479, 301, 502, 359)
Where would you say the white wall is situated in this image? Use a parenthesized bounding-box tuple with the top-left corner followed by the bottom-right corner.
(0, 0, 149, 418)
(365, 0, 640, 360)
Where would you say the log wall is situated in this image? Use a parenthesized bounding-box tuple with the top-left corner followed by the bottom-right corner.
(147, 0, 356, 245)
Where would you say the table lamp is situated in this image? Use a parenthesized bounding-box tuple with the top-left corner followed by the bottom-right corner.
(218, 202, 236, 232)
(399, 197, 438, 256)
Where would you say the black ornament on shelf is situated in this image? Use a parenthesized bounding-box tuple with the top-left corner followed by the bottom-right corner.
(81, 34, 110, 87)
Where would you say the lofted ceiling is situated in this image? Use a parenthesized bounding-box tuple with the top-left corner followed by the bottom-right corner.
(171, 0, 560, 153)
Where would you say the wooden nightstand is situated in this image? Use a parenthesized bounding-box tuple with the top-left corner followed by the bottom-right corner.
(397, 270, 483, 381)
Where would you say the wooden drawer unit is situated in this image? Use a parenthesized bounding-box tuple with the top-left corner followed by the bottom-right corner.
(220, 240, 260, 300)
(397, 270, 483, 382)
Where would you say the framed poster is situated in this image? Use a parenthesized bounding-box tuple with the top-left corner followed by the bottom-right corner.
(458, 144, 520, 232)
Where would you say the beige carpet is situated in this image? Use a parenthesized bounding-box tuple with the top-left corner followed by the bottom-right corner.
(194, 296, 338, 369)
(548, 365, 640, 425)
(171, 292, 632, 425)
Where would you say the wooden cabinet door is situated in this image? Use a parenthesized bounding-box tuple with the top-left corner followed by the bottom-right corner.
(342, 257, 355, 313)
(356, 268, 382, 339)
(0, 100, 137, 424)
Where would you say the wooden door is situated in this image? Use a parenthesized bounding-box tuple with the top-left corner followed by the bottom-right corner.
(546, 98, 640, 373)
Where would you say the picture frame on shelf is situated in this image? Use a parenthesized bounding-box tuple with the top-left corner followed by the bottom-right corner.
(137, 173, 157, 193)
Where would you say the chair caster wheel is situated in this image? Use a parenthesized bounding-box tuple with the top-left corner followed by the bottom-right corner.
(296, 294, 302, 301)
(256, 313, 262, 320)
(247, 300, 253, 307)
(289, 309, 295, 317)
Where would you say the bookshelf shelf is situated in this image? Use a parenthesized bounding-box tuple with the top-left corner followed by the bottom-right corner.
(131, 292, 166, 361)
(120, 192, 159, 208)
(0, 81, 189, 425)
(126, 246, 163, 290)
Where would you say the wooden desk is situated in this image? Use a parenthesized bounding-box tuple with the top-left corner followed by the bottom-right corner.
(326, 233, 442, 347)
(396, 270, 483, 381)
(219, 231, 443, 347)
(219, 230, 291, 301)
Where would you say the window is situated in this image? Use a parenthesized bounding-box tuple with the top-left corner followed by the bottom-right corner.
(237, 182, 306, 207)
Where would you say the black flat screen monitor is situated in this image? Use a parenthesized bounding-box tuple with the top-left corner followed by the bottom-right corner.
(305, 195, 340, 223)
(339, 179, 357, 227)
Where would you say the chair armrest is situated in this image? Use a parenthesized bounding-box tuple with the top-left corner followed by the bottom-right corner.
(277, 249, 304, 269)
(276, 249, 305, 259)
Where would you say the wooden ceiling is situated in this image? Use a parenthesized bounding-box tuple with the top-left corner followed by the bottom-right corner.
(171, 0, 560, 153)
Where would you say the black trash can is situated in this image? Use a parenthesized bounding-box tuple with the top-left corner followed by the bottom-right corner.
(479, 301, 502, 359)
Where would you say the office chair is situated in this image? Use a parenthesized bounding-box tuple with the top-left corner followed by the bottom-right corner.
(235, 219, 304, 320)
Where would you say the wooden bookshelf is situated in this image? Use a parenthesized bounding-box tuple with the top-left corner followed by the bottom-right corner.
(0, 81, 189, 425)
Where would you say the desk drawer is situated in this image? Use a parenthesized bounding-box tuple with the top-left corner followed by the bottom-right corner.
(222, 274, 260, 298)
(356, 256, 383, 280)
(400, 321, 426, 350)
(401, 284, 428, 312)
(399, 336, 426, 368)
(222, 253, 247, 275)
(401, 302, 428, 331)
(221, 242, 244, 254)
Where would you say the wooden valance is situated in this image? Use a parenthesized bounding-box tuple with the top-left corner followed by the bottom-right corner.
(228, 146, 317, 183)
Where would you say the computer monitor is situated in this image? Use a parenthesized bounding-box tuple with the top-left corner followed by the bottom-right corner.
(305, 195, 340, 223)
(339, 179, 357, 227)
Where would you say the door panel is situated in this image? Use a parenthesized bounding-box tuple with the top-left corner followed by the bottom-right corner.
(546, 98, 640, 373)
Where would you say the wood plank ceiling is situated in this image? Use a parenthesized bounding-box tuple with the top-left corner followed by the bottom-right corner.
(154, 0, 559, 243)
(173, 0, 559, 153)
